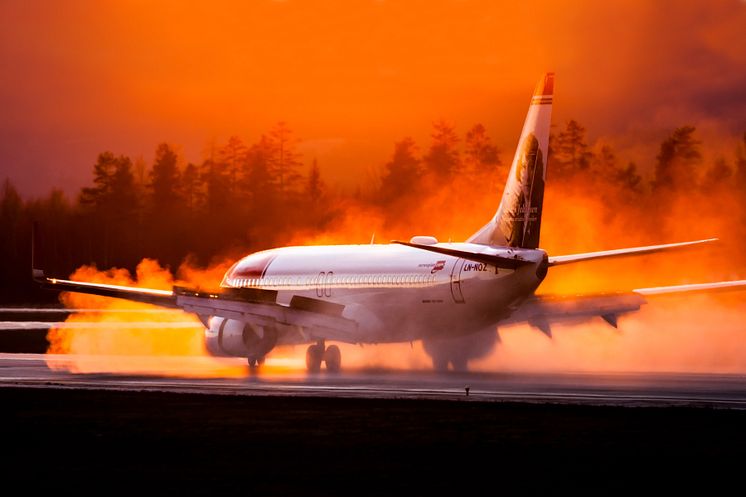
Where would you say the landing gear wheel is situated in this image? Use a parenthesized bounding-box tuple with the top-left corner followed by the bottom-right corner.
(247, 356, 264, 370)
(324, 345, 341, 373)
(306, 344, 324, 373)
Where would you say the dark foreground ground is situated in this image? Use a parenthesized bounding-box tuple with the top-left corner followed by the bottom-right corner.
(3, 387, 744, 496)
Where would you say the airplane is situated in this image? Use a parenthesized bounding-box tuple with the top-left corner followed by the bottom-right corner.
(33, 73, 746, 372)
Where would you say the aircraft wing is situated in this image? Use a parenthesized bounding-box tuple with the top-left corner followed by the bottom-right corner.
(33, 269, 358, 342)
(33, 269, 180, 308)
(509, 279, 746, 336)
(547, 238, 717, 266)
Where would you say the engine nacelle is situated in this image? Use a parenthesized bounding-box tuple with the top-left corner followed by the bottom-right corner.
(205, 316, 278, 359)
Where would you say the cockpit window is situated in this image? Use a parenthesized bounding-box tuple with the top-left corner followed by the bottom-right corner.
(221, 251, 277, 286)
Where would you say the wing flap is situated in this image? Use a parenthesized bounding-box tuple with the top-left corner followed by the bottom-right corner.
(175, 292, 357, 342)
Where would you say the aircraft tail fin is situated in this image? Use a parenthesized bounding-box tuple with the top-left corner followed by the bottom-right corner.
(468, 73, 554, 248)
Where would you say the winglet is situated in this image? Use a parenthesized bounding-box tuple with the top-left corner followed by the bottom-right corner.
(32, 268, 46, 283)
(31, 222, 48, 283)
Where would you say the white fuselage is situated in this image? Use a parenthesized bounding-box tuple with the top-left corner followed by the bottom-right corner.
(220, 243, 547, 345)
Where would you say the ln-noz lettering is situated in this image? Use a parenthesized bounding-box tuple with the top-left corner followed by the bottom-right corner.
(462, 262, 489, 272)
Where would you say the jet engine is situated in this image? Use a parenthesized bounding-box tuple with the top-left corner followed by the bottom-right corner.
(205, 316, 278, 360)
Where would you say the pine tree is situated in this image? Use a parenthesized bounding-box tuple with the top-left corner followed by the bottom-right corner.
(305, 159, 328, 228)
(0, 179, 23, 260)
(735, 132, 746, 191)
(702, 157, 733, 190)
(464, 123, 500, 172)
(78, 153, 139, 267)
(269, 122, 303, 196)
(616, 162, 643, 193)
(591, 144, 642, 193)
(307, 158, 324, 205)
(552, 120, 593, 178)
(244, 135, 278, 211)
(424, 121, 460, 177)
(201, 158, 230, 216)
(181, 163, 201, 213)
(150, 143, 182, 210)
(380, 137, 421, 204)
(79, 151, 118, 207)
(219, 136, 247, 198)
(653, 125, 701, 191)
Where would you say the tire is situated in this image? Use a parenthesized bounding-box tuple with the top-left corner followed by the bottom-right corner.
(306, 344, 324, 372)
(324, 344, 342, 373)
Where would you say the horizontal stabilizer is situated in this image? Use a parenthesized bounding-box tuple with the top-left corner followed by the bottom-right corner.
(548, 238, 718, 266)
(634, 280, 746, 296)
(509, 292, 646, 326)
(511, 277, 746, 330)
(393, 241, 534, 270)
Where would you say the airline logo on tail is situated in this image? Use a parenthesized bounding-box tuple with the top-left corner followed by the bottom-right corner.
(498, 133, 545, 248)
(468, 73, 553, 249)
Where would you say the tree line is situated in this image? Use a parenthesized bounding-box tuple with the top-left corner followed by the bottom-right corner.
(1, 119, 745, 302)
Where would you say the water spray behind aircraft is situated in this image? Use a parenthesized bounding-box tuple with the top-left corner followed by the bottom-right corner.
(41, 73, 746, 376)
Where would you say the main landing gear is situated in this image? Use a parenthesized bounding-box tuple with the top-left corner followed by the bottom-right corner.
(247, 356, 265, 370)
(306, 340, 341, 373)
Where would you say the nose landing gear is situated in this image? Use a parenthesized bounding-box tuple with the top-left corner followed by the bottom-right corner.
(306, 340, 341, 373)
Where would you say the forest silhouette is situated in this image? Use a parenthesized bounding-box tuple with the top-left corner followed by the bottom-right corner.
(2, 121, 745, 303)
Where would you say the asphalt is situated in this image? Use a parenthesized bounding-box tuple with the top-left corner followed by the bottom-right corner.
(2, 353, 746, 408)
(4, 312, 746, 494)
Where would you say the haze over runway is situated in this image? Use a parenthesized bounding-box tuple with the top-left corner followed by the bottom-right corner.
(2, 353, 746, 409)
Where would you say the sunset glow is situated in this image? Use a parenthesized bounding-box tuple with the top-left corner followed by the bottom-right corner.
(2, 1, 746, 376)
(2, 1, 744, 196)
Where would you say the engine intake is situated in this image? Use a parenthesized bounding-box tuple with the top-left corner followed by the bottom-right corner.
(205, 317, 278, 358)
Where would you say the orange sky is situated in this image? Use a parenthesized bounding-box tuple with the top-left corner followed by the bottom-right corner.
(1, 0, 745, 196)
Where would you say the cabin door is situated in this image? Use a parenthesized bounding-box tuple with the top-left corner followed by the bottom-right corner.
(450, 259, 466, 304)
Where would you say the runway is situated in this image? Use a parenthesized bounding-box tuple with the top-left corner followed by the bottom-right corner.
(2, 353, 746, 408)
